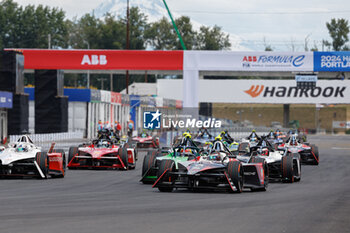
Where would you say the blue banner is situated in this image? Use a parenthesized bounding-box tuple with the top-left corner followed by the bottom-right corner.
(314, 52, 350, 72)
(0, 91, 13, 108)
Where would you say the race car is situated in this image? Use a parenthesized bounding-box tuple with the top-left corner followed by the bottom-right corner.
(277, 135, 319, 165)
(67, 137, 136, 170)
(192, 128, 214, 147)
(0, 135, 66, 178)
(131, 131, 159, 149)
(152, 140, 268, 193)
(237, 136, 301, 183)
(241, 130, 261, 147)
(141, 133, 200, 184)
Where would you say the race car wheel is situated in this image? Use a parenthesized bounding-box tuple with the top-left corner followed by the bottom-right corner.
(292, 153, 301, 182)
(53, 149, 66, 178)
(142, 151, 157, 184)
(157, 159, 175, 192)
(118, 147, 129, 169)
(36, 151, 49, 179)
(68, 147, 78, 165)
(282, 156, 294, 183)
(227, 161, 243, 193)
(311, 145, 319, 165)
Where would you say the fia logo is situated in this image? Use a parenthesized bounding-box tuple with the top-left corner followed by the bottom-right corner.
(143, 110, 161, 129)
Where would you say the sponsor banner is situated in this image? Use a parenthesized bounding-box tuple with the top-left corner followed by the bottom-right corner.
(100, 90, 111, 103)
(314, 52, 350, 72)
(15, 49, 183, 70)
(0, 91, 12, 108)
(90, 89, 101, 102)
(332, 121, 350, 129)
(64, 88, 90, 102)
(111, 92, 121, 104)
(198, 80, 350, 104)
(184, 51, 314, 72)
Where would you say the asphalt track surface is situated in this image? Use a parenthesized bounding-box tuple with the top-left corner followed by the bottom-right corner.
(0, 135, 349, 233)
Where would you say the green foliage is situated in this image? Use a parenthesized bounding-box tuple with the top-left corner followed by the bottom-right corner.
(145, 17, 177, 50)
(0, 0, 68, 49)
(326, 18, 350, 51)
(195, 25, 231, 50)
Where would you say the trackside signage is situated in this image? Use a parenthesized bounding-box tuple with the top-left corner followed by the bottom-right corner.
(314, 52, 350, 72)
(184, 51, 313, 72)
(198, 80, 350, 104)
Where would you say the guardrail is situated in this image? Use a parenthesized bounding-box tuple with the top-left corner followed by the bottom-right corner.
(9, 131, 84, 143)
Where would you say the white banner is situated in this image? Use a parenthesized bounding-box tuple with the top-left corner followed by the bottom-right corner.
(332, 121, 350, 129)
(184, 51, 314, 72)
(158, 79, 350, 104)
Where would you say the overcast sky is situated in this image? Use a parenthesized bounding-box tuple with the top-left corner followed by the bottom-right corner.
(13, 0, 350, 51)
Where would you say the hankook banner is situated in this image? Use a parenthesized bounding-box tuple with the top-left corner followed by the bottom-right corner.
(199, 80, 350, 104)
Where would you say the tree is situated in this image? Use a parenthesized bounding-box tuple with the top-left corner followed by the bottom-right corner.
(326, 18, 350, 51)
(263, 37, 273, 51)
(145, 17, 177, 50)
(0, 0, 68, 49)
(67, 13, 102, 49)
(174, 16, 196, 50)
(195, 25, 231, 50)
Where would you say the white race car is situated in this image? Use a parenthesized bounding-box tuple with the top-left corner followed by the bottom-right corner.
(237, 137, 301, 183)
(0, 135, 66, 178)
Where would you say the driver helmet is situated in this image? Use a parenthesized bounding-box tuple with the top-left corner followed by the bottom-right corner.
(290, 137, 298, 146)
(215, 135, 222, 141)
(209, 153, 221, 161)
(16, 144, 25, 152)
(183, 132, 191, 139)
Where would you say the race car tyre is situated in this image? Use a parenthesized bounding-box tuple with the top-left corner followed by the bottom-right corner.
(35, 151, 49, 178)
(142, 151, 157, 184)
(68, 147, 78, 165)
(292, 153, 301, 182)
(157, 159, 175, 192)
(282, 155, 294, 183)
(227, 161, 243, 193)
(53, 149, 66, 178)
(249, 157, 268, 191)
(311, 145, 319, 165)
(118, 147, 129, 169)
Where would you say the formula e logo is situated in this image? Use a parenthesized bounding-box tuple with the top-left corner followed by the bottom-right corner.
(143, 110, 161, 129)
(244, 85, 265, 98)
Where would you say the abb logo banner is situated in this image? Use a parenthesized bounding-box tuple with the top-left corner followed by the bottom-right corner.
(20, 49, 183, 70)
(81, 55, 107, 65)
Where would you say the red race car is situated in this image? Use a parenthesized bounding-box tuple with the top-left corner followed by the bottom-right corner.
(131, 132, 159, 149)
(67, 138, 136, 170)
